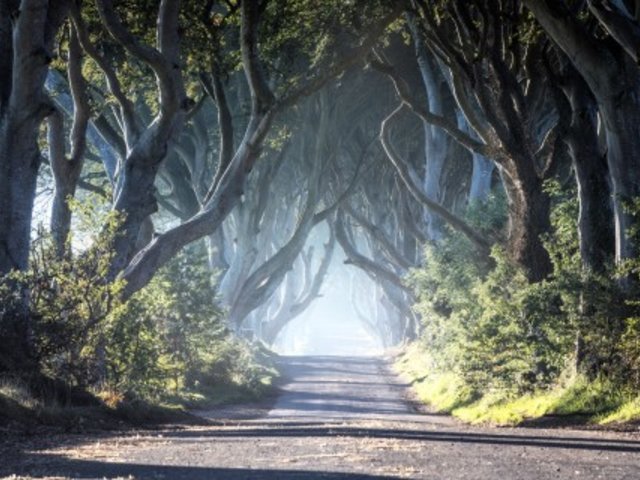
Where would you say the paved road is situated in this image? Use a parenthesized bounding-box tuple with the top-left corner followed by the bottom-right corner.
(267, 356, 420, 420)
(4, 355, 640, 479)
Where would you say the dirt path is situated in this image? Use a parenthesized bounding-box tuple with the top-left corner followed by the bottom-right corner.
(3, 355, 640, 479)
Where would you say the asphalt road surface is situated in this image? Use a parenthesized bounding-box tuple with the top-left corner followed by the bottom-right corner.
(3, 355, 640, 479)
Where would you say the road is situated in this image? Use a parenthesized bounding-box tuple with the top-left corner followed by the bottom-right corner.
(3, 355, 640, 479)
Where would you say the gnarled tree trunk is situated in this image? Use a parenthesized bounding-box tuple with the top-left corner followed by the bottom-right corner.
(0, 0, 67, 371)
(524, 0, 640, 268)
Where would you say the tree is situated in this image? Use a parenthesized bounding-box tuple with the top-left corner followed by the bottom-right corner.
(118, 1, 401, 298)
(0, 0, 68, 370)
(376, 1, 567, 281)
(523, 0, 640, 269)
(0, 0, 67, 276)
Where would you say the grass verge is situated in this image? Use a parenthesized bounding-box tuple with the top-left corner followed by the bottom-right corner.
(395, 343, 640, 427)
(0, 342, 280, 431)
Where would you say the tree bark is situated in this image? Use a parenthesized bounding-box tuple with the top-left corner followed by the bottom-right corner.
(120, 5, 400, 298)
(385, 4, 564, 281)
(49, 27, 89, 257)
(0, 0, 67, 371)
(262, 229, 335, 345)
(379, 104, 493, 257)
(563, 73, 614, 273)
(502, 174, 552, 282)
(0, 0, 65, 275)
(524, 0, 640, 267)
(407, 12, 448, 241)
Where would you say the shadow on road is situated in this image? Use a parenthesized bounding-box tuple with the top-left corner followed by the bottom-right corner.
(3, 456, 391, 479)
(161, 425, 640, 453)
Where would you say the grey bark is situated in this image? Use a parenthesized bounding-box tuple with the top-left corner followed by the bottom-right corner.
(120, 5, 400, 298)
(0, 0, 66, 276)
(562, 72, 614, 273)
(456, 112, 494, 204)
(379, 104, 492, 256)
(380, 4, 562, 281)
(45, 70, 118, 182)
(262, 229, 336, 345)
(524, 0, 640, 267)
(336, 209, 416, 345)
(0, 0, 67, 371)
(407, 13, 448, 241)
(49, 28, 89, 257)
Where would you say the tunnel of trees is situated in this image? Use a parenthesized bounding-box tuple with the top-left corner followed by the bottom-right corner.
(2, 0, 640, 412)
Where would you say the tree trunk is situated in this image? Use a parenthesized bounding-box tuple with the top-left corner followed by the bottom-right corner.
(0, 120, 42, 276)
(524, 0, 640, 267)
(564, 76, 614, 273)
(502, 173, 552, 282)
(600, 96, 640, 264)
(469, 154, 495, 203)
(408, 13, 448, 241)
(456, 110, 495, 204)
(0, 0, 67, 371)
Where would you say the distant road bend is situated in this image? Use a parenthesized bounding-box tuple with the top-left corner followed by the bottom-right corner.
(4, 355, 640, 479)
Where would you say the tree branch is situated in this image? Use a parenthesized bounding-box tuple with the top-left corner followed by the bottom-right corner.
(95, 0, 183, 115)
(370, 56, 493, 158)
(380, 104, 493, 255)
(588, 0, 640, 62)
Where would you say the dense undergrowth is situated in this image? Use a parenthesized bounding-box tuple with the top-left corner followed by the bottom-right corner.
(0, 201, 278, 429)
(400, 184, 640, 427)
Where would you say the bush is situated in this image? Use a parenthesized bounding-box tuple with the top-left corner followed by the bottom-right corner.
(103, 244, 278, 403)
(0, 197, 278, 409)
(406, 181, 640, 423)
(0, 200, 125, 385)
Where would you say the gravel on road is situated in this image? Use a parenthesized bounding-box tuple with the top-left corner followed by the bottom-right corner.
(2, 355, 640, 479)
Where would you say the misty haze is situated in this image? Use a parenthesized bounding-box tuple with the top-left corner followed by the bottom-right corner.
(2, 1, 640, 479)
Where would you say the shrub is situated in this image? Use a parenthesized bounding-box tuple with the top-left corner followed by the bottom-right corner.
(407, 181, 640, 423)
(0, 196, 277, 407)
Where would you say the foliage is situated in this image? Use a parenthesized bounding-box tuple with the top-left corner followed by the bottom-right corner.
(409, 189, 572, 395)
(0, 199, 125, 384)
(405, 182, 640, 424)
(0, 197, 277, 412)
(103, 244, 277, 402)
(397, 343, 633, 427)
(259, 0, 395, 93)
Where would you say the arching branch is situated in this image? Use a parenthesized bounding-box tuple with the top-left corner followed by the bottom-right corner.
(380, 104, 493, 256)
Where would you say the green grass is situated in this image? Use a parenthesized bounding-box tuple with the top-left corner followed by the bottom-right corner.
(0, 341, 280, 430)
(598, 396, 640, 424)
(395, 344, 476, 412)
(395, 343, 635, 427)
(453, 390, 561, 425)
(452, 376, 625, 426)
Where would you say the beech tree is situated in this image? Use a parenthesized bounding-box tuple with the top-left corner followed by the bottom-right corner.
(118, 1, 400, 298)
(523, 0, 640, 268)
(0, 1, 67, 278)
(376, 1, 567, 281)
(5, 0, 640, 401)
(0, 1, 68, 370)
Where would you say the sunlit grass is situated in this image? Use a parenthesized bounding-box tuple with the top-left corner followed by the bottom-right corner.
(0, 377, 42, 410)
(446, 376, 624, 426)
(395, 344, 476, 412)
(412, 373, 475, 412)
(395, 345, 635, 427)
(598, 396, 640, 424)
